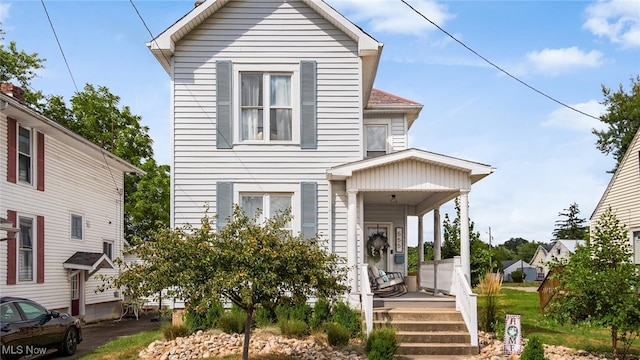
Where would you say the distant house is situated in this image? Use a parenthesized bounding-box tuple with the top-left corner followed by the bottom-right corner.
(502, 260, 536, 282)
(0, 84, 142, 322)
(547, 240, 585, 262)
(591, 128, 640, 263)
(530, 243, 554, 280)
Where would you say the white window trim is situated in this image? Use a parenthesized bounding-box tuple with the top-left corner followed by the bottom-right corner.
(17, 124, 34, 186)
(70, 213, 84, 241)
(233, 63, 300, 146)
(17, 214, 36, 283)
(632, 228, 640, 264)
(103, 240, 115, 259)
(233, 183, 301, 233)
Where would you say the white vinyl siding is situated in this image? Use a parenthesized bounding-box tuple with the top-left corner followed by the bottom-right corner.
(0, 115, 125, 319)
(591, 132, 640, 254)
(172, 0, 361, 237)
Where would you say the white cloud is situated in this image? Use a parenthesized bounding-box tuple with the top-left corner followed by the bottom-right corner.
(542, 99, 607, 132)
(526, 47, 604, 76)
(328, 0, 453, 36)
(583, 0, 640, 48)
(0, 2, 10, 25)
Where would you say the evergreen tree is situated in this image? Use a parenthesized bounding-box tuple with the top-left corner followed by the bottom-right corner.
(552, 202, 588, 240)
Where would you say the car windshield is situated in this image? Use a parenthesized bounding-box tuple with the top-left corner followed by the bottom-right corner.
(16, 301, 48, 321)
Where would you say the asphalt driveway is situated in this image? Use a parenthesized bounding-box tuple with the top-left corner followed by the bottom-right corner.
(42, 316, 161, 359)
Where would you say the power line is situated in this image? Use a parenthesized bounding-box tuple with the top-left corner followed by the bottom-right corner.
(400, 0, 600, 121)
(40, 0, 78, 93)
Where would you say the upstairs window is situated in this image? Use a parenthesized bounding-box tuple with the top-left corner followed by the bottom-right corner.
(71, 214, 83, 240)
(634, 231, 640, 264)
(365, 125, 388, 158)
(103, 241, 114, 259)
(240, 73, 292, 142)
(18, 126, 32, 184)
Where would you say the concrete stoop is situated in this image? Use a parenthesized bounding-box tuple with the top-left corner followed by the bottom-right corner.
(373, 308, 479, 356)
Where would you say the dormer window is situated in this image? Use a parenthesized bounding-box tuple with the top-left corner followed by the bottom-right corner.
(365, 125, 388, 158)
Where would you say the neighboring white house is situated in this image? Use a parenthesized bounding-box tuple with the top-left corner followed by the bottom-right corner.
(501, 260, 537, 282)
(0, 84, 142, 323)
(591, 128, 640, 263)
(148, 0, 493, 340)
(530, 243, 554, 280)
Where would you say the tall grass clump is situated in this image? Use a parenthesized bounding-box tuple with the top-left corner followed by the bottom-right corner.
(479, 271, 503, 333)
(161, 323, 190, 340)
(218, 305, 247, 334)
(365, 327, 398, 360)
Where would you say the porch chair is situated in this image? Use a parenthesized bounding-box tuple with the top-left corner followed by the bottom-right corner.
(367, 265, 407, 297)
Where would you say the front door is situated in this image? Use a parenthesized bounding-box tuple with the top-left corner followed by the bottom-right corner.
(70, 273, 80, 316)
(366, 225, 391, 271)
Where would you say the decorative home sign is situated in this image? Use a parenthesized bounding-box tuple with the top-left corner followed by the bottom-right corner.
(503, 314, 522, 354)
(395, 227, 403, 253)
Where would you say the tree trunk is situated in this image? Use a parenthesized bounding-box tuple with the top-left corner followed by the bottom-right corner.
(612, 326, 618, 360)
(242, 307, 253, 360)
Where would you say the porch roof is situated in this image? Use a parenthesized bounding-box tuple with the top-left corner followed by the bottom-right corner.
(63, 252, 115, 277)
(326, 148, 494, 182)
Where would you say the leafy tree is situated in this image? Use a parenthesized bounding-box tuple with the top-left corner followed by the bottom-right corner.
(441, 198, 489, 286)
(552, 202, 588, 240)
(503, 237, 529, 253)
(593, 75, 640, 173)
(110, 206, 349, 360)
(517, 241, 541, 263)
(491, 245, 516, 270)
(0, 26, 46, 104)
(548, 207, 640, 359)
(407, 243, 434, 274)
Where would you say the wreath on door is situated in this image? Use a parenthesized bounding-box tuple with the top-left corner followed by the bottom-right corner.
(367, 232, 390, 263)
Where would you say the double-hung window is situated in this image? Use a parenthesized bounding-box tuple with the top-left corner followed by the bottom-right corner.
(241, 193, 292, 231)
(365, 125, 388, 158)
(18, 125, 32, 184)
(634, 230, 640, 264)
(71, 214, 83, 240)
(18, 217, 34, 282)
(240, 72, 293, 142)
(103, 241, 114, 259)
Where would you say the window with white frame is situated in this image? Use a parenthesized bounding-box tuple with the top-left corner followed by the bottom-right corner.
(18, 217, 34, 282)
(240, 193, 292, 230)
(18, 125, 32, 184)
(71, 214, 83, 240)
(103, 241, 114, 259)
(240, 72, 292, 142)
(365, 125, 387, 158)
(634, 231, 640, 264)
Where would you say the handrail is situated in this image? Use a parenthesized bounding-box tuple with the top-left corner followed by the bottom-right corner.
(360, 264, 373, 335)
(452, 263, 478, 347)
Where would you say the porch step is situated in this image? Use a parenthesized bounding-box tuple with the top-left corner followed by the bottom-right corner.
(374, 297, 455, 309)
(373, 307, 478, 356)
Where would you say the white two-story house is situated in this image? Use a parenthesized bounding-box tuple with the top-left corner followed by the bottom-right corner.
(0, 84, 142, 322)
(148, 0, 493, 342)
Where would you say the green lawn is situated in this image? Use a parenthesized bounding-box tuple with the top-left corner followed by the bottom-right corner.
(481, 288, 640, 355)
(76, 329, 162, 360)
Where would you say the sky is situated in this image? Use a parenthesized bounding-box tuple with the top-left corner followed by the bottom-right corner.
(0, 0, 638, 247)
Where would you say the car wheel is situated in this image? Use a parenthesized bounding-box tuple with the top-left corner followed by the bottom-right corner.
(61, 327, 79, 356)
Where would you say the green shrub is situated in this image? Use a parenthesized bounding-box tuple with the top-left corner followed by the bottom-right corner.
(218, 306, 247, 334)
(510, 269, 526, 283)
(255, 305, 276, 327)
(331, 301, 361, 338)
(365, 327, 397, 360)
(161, 323, 190, 340)
(326, 322, 350, 347)
(275, 303, 312, 323)
(521, 336, 547, 360)
(310, 298, 331, 330)
(184, 299, 224, 332)
(279, 318, 309, 338)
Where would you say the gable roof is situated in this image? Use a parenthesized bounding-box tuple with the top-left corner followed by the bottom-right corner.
(1, 92, 143, 175)
(591, 127, 640, 220)
(147, 0, 383, 104)
(555, 239, 586, 253)
(366, 89, 424, 129)
(327, 148, 494, 183)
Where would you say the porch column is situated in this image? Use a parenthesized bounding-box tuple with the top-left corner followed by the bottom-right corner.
(347, 189, 358, 295)
(417, 215, 423, 286)
(460, 190, 471, 283)
(433, 208, 441, 294)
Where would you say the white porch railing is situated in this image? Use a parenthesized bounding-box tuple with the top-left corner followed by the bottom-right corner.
(419, 258, 454, 294)
(451, 258, 478, 347)
(360, 264, 373, 335)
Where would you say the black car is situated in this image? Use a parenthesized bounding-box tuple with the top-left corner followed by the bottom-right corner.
(0, 297, 82, 360)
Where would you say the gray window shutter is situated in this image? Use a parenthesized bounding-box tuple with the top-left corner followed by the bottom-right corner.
(301, 182, 318, 239)
(217, 181, 233, 231)
(300, 61, 317, 149)
(216, 60, 233, 149)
